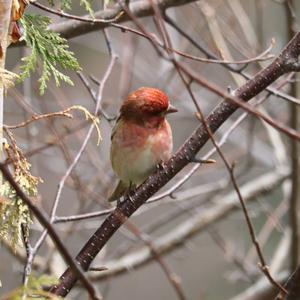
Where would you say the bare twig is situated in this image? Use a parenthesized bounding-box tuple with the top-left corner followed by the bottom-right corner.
(4, 109, 73, 129)
(29, 1, 275, 66)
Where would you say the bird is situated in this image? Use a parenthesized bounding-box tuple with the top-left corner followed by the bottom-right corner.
(108, 87, 177, 202)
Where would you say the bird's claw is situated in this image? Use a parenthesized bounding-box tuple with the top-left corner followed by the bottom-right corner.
(157, 161, 168, 172)
(125, 183, 137, 206)
(127, 194, 135, 206)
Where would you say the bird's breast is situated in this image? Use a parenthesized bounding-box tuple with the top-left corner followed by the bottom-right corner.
(110, 119, 173, 185)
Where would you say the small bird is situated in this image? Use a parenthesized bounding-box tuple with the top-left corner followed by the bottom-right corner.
(108, 87, 177, 202)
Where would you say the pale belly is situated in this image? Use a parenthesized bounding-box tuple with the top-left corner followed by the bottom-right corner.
(111, 120, 173, 186)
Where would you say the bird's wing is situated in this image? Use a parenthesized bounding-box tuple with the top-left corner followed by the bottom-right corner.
(108, 180, 128, 202)
(111, 115, 122, 141)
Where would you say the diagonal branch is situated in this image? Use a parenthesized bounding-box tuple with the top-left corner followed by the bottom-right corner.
(47, 32, 300, 297)
(88, 170, 288, 282)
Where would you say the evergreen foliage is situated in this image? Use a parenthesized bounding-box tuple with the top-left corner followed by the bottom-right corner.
(20, 14, 81, 95)
(0, 275, 62, 300)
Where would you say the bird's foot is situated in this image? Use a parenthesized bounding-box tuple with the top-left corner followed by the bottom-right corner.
(125, 183, 137, 206)
(157, 161, 168, 173)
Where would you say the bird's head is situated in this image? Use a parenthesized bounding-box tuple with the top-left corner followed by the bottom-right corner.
(120, 87, 177, 124)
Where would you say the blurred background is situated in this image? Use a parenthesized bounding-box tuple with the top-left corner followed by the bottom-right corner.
(1, 0, 300, 299)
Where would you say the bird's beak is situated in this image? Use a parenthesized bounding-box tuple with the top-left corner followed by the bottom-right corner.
(166, 104, 178, 114)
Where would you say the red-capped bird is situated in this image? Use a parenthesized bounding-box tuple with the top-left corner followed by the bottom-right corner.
(108, 87, 177, 202)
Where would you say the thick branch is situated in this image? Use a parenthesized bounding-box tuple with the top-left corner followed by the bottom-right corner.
(49, 32, 300, 297)
(26, 0, 196, 41)
(89, 170, 288, 281)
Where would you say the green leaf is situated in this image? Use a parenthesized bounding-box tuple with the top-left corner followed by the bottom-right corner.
(19, 14, 81, 95)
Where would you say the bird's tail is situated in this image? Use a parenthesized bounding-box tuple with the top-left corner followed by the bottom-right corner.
(108, 180, 128, 202)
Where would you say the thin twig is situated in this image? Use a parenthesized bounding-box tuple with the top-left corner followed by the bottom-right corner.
(31, 1, 274, 66)
(4, 109, 73, 129)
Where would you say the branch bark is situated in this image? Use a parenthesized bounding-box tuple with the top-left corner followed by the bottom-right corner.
(88, 170, 288, 281)
(48, 32, 300, 297)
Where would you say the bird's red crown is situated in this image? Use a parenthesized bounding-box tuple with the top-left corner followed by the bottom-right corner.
(120, 87, 169, 117)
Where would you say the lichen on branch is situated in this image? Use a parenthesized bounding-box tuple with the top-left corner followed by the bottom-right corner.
(0, 130, 42, 250)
